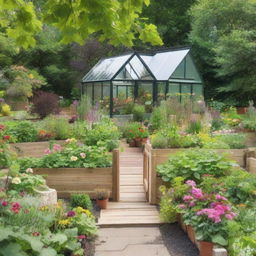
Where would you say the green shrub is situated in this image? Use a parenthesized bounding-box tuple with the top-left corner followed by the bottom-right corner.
(71, 193, 93, 210)
(132, 104, 145, 122)
(150, 106, 167, 131)
(216, 134, 246, 149)
(159, 186, 177, 223)
(81, 117, 120, 151)
(39, 115, 71, 140)
(157, 149, 233, 183)
(7, 121, 38, 142)
(151, 133, 168, 148)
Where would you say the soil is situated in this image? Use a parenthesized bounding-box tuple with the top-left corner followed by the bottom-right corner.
(159, 223, 199, 256)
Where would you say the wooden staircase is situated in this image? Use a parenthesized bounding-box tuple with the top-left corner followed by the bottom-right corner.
(98, 146, 162, 227)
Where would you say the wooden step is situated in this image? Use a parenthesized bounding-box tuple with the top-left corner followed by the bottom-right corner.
(120, 192, 146, 202)
(107, 202, 155, 209)
(120, 185, 145, 193)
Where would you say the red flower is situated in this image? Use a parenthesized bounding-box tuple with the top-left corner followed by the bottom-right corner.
(11, 202, 22, 214)
(1, 200, 8, 207)
(77, 235, 87, 239)
(3, 135, 10, 140)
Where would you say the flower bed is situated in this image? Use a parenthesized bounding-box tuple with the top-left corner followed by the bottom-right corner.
(16, 140, 119, 200)
(144, 143, 249, 204)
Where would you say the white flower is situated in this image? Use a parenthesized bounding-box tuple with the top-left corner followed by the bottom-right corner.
(12, 177, 21, 184)
(25, 168, 33, 174)
(80, 153, 86, 159)
(70, 156, 78, 161)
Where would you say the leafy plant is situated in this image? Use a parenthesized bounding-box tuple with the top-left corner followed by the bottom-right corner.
(157, 149, 233, 183)
(215, 134, 246, 149)
(95, 189, 109, 200)
(132, 104, 145, 122)
(71, 194, 93, 211)
(159, 186, 177, 223)
(39, 116, 71, 140)
(6, 121, 38, 142)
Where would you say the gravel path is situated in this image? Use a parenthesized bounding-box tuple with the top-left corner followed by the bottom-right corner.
(160, 223, 199, 256)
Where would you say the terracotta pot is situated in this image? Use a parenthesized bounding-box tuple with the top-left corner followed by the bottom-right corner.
(187, 225, 196, 244)
(96, 198, 108, 209)
(129, 140, 136, 147)
(135, 138, 142, 147)
(199, 241, 214, 256)
(180, 217, 187, 232)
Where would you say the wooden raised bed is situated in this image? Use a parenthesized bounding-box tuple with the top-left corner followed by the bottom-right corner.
(10, 140, 66, 158)
(144, 143, 250, 204)
(33, 149, 120, 201)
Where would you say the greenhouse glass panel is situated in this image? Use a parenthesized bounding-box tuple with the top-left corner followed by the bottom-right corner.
(157, 82, 166, 102)
(193, 84, 203, 98)
(170, 59, 185, 79)
(86, 83, 93, 100)
(181, 84, 191, 102)
(82, 54, 132, 82)
(168, 83, 180, 97)
(185, 55, 201, 81)
(137, 82, 153, 109)
(94, 83, 102, 102)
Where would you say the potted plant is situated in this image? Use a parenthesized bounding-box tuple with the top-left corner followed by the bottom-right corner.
(135, 126, 149, 147)
(95, 189, 110, 209)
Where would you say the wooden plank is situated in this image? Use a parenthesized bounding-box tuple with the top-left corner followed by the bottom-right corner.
(112, 149, 120, 202)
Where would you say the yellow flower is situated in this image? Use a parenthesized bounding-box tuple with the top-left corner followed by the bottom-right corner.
(58, 219, 71, 226)
(28, 74, 34, 79)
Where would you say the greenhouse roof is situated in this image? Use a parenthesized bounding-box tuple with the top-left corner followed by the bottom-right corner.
(82, 47, 191, 82)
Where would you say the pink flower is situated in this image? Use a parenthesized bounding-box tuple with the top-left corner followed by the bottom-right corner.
(191, 188, 204, 199)
(53, 144, 62, 152)
(1, 200, 8, 207)
(44, 148, 51, 155)
(77, 235, 87, 239)
(178, 204, 186, 209)
(189, 202, 195, 207)
(67, 211, 76, 217)
(225, 214, 234, 220)
(215, 194, 227, 201)
(11, 202, 22, 214)
(186, 180, 196, 187)
(183, 195, 193, 202)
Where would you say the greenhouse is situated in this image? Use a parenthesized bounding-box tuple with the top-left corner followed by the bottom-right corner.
(81, 47, 203, 116)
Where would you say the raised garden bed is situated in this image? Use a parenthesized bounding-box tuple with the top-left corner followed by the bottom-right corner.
(144, 143, 253, 204)
(33, 149, 120, 201)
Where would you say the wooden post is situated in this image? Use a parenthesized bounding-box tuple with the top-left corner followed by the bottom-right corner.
(112, 149, 120, 201)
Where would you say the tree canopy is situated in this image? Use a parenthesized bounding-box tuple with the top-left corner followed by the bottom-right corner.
(190, 0, 256, 104)
(0, 0, 162, 48)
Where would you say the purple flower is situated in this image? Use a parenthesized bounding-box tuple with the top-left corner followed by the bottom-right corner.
(183, 195, 194, 202)
(67, 211, 76, 217)
(191, 187, 204, 199)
